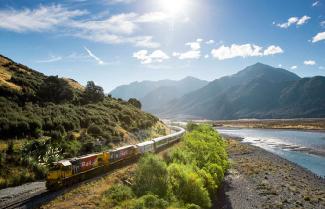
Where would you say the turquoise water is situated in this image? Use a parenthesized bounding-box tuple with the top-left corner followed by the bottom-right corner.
(216, 128, 325, 177)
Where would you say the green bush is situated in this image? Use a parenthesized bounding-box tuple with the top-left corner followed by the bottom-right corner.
(128, 98, 142, 109)
(168, 163, 211, 209)
(37, 76, 74, 104)
(186, 204, 201, 209)
(87, 124, 102, 136)
(81, 81, 105, 104)
(63, 140, 81, 157)
(133, 194, 168, 209)
(133, 154, 168, 197)
(103, 184, 135, 204)
(0, 152, 4, 167)
(186, 122, 199, 132)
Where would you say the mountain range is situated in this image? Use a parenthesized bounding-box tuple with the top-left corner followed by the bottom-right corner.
(111, 63, 325, 120)
(110, 76, 208, 112)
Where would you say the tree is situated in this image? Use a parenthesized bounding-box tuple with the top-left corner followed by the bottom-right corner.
(168, 163, 211, 208)
(133, 154, 168, 197)
(38, 76, 74, 103)
(82, 81, 105, 104)
(128, 98, 142, 109)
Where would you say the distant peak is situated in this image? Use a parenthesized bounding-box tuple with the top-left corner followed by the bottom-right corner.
(182, 76, 197, 80)
(181, 76, 207, 82)
(250, 62, 272, 68)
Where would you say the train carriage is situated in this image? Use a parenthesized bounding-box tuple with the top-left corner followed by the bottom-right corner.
(167, 126, 186, 144)
(109, 145, 138, 164)
(137, 141, 155, 154)
(152, 136, 169, 151)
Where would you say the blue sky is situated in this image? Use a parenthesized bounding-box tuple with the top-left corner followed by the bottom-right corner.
(0, 0, 324, 91)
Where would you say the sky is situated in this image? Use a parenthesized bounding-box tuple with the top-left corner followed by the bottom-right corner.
(0, 0, 324, 92)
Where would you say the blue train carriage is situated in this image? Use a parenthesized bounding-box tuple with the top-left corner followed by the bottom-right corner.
(109, 145, 139, 164)
(136, 140, 155, 154)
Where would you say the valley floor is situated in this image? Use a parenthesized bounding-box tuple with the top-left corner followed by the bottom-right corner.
(215, 138, 325, 209)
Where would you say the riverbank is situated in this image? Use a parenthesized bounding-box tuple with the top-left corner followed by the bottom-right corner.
(216, 137, 325, 209)
(213, 118, 325, 131)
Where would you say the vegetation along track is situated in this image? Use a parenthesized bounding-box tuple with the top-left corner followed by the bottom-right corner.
(0, 126, 184, 209)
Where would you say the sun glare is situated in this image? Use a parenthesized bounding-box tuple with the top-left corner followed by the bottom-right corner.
(159, 0, 188, 16)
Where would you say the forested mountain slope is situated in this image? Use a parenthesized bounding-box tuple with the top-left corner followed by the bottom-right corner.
(0, 54, 165, 188)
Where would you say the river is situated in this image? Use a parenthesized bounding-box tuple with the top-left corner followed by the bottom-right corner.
(216, 128, 325, 177)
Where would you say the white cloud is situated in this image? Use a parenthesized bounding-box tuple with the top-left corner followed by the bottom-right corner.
(276, 17, 298, 28)
(291, 65, 298, 70)
(133, 50, 169, 64)
(297, 15, 311, 25)
(36, 55, 62, 63)
(205, 40, 215, 44)
(173, 50, 201, 60)
(319, 66, 324, 70)
(312, 1, 319, 7)
(304, 60, 316, 65)
(84, 47, 106, 65)
(204, 54, 209, 59)
(0, 5, 86, 32)
(312, 32, 325, 43)
(211, 44, 283, 60)
(70, 11, 171, 48)
(278, 64, 282, 68)
(264, 45, 284, 55)
(276, 16, 310, 28)
(186, 42, 201, 50)
(0, 5, 168, 48)
(174, 39, 202, 60)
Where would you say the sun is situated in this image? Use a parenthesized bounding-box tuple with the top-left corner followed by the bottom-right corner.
(159, 0, 188, 16)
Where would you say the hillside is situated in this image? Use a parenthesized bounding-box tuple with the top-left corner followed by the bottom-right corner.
(158, 63, 325, 119)
(110, 76, 208, 113)
(0, 54, 166, 188)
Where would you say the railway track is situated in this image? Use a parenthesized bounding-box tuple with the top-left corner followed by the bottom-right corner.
(0, 138, 181, 209)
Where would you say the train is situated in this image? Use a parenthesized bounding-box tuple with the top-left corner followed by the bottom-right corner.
(46, 126, 185, 190)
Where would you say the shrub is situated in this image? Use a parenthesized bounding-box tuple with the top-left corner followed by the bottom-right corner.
(62, 140, 81, 157)
(87, 124, 102, 136)
(168, 163, 211, 209)
(80, 140, 98, 154)
(81, 81, 105, 104)
(50, 130, 63, 141)
(103, 184, 135, 204)
(186, 204, 201, 209)
(37, 76, 74, 104)
(133, 194, 168, 209)
(128, 98, 142, 109)
(186, 122, 199, 132)
(133, 154, 168, 197)
(0, 152, 4, 167)
(6, 141, 14, 155)
(32, 162, 48, 179)
(0, 177, 6, 189)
